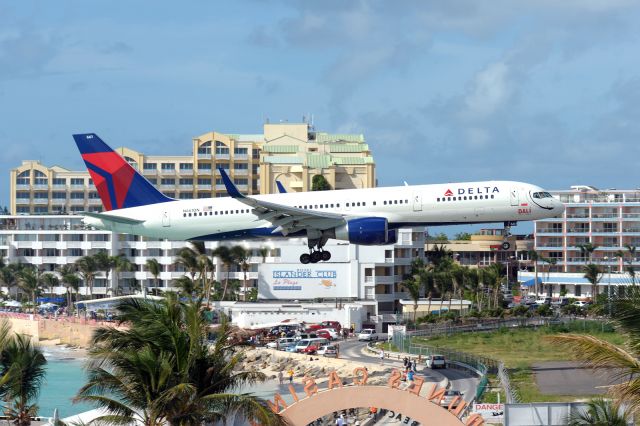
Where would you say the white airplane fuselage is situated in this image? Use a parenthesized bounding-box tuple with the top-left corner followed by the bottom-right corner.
(85, 180, 563, 241)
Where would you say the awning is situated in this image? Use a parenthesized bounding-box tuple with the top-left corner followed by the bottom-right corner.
(521, 278, 544, 287)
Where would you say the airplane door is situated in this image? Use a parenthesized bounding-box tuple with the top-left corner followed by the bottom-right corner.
(413, 192, 422, 212)
(510, 188, 519, 206)
(162, 210, 170, 227)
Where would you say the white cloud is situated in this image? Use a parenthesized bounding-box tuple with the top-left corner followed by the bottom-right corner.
(463, 62, 512, 119)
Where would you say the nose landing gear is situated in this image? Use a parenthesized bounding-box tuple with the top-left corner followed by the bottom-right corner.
(299, 236, 332, 264)
(502, 221, 517, 250)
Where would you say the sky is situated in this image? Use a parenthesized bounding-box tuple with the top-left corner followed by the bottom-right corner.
(1, 1, 640, 234)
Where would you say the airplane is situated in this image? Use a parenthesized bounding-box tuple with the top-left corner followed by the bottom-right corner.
(74, 133, 564, 264)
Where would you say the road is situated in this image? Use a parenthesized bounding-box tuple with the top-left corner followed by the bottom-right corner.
(338, 339, 478, 399)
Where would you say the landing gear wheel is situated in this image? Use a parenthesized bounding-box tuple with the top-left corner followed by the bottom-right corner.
(310, 251, 322, 263)
(321, 251, 331, 261)
(502, 242, 511, 250)
(300, 253, 311, 264)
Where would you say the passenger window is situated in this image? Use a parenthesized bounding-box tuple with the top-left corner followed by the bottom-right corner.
(491, 195, 495, 199)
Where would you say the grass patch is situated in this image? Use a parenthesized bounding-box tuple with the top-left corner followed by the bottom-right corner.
(412, 321, 620, 403)
(412, 322, 623, 368)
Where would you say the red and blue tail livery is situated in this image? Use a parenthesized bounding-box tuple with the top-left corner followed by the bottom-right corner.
(73, 133, 173, 211)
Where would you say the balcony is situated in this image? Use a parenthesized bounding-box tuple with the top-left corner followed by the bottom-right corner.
(69, 199, 86, 205)
(51, 199, 67, 205)
(15, 184, 30, 190)
(88, 198, 102, 204)
(566, 228, 589, 233)
(70, 184, 85, 189)
(592, 214, 619, 220)
(537, 229, 564, 235)
(178, 168, 194, 175)
(178, 184, 193, 189)
(33, 199, 49, 205)
(143, 169, 158, 175)
(233, 169, 249, 176)
(215, 154, 230, 160)
(52, 184, 66, 190)
(159, 169, 176, 175)
(233, 154, 249, 161)
(15, 198, 30, 204)
(622, 213, 640, 219)
(197, 153, 211, 160)
(196, 184, 211, 190)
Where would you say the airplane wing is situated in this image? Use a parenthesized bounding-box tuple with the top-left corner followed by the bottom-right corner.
(219, 169, 346, 236)
(82, 211, 146, 225)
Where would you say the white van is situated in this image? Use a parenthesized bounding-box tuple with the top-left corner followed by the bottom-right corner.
(266, 337, 296, 349)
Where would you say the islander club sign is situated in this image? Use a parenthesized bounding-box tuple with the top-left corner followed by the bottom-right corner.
(257, 368, 484, 426)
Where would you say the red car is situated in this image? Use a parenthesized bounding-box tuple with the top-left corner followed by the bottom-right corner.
(306, 324, 323, 331)
(316, 330, 331, 340)
(301, 344, 319, 354)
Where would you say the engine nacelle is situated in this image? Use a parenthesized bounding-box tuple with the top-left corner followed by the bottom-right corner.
(333, 217, 395, 245)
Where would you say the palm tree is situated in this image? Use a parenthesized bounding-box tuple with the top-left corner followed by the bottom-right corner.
(145, 258, 162, 296)
(75, 256, 98, 299)
(16, 267, 42, 314)
(175, 246, 199, 281)
(57, 265, 80, 314)
(113, 254, 134, 296)
(213, 245, 234, 301)
(75, 295, 286, 425)
(231, 245, 250, 301)
(565, 398, 629, 426)
(583, 263, 603, 300)
(404, 278, 421, 324)
(93, 250, 116, 292)
(626, 245, 637, 286)
(0, 333, 47, 426)
(173, 276, 197, 301)
(40, 273, 59, 300)
(528, 250, 541, 298)
(0, 264, 21, 300)
(418, 269, 437, 315)
(258, 247, 269, 263)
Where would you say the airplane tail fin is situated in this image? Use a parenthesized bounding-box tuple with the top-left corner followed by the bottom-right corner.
(73, 133, 174, 211)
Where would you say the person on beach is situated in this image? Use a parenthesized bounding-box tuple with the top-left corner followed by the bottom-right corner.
(287, 368, 294, 383)
(278, 370, 283, 385)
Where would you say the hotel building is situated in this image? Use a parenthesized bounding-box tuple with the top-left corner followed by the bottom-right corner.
(519, 186, 640, 298)
(9, 122, 375, 215)
(0, 214, 423, 331)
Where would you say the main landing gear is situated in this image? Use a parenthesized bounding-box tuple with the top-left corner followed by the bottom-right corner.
(300, 235, 332, 264)
(502, 221, 517, 250)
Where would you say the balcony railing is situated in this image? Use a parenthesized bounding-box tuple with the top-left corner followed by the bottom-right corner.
(567, 228, 589, 233)
(566, 214, 590, 219)
(592, 214, 619, 218)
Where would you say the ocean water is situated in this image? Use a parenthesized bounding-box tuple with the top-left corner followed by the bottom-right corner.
(38, 347, 93, 419)
(37, 347, 283, 419)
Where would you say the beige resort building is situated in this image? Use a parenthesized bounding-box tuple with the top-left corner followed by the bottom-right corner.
(10, 122, 375, 215)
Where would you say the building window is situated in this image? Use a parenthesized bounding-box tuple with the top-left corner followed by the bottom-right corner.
(70, 178, 84, 186)
(161, 178, 175, 185)
(143, 163, 157, 171)
(198, 163, 212, 170)
(148, 178, 157, 184)
(234, 178, 248, 185)
(575, 285, 581, 296)
(234, 163, 248, 170)
(197, 178, 211, 185)
(52, 192, 66, 199)
(52, 178, 66, 186)
(88, 192, 100, 199)
(70, 192, 84, 199)
(161, 163, 175, 171)
(215, 141, 229, 155)
(179, 192, 193, 199)
(179, 178, 193, 185)
(124, 156, 138, 170)
(252, 148, 260, 159)
(179, 163, 193, 170)
(197, 141, 211, 155)
(16, 206, 30, 213)
(234, 147, 248, 155)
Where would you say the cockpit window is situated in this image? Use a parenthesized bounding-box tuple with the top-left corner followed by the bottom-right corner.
(532, 191, 553, 199)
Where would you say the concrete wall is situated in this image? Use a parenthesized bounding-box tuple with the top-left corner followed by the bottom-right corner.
(3, 315, 100, 347)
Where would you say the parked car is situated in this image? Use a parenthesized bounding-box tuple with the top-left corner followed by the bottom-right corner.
(535, 297, 552, 305)
(317, 345, 339, 357)
(357, 329, 378, 341)
(317, 328, 339, 340)
(266, 337, 296, 349)
(551, 297, 569, 307)
(295, 333, 318, 341)
(315, 330, 332, 340)
(295, 338, 329, 353)
(301, 344, 320, 355)
(426, 354, 447, 369)
(573, 301, 590, 308)
(284, 343, 298, 352)
(440, 390, 464, 408)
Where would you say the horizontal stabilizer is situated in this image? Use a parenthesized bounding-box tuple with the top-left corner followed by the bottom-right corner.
(83, 212, 145, 225)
